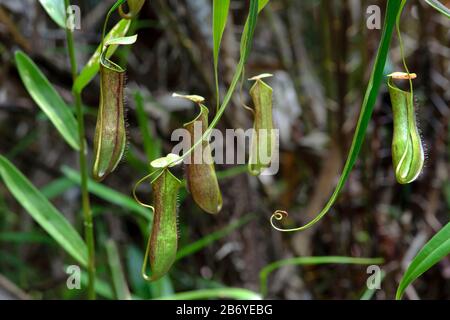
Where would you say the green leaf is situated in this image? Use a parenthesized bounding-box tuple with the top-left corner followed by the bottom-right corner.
(259, 256, 384, 297)
(133, 91, 162, 161)
(212, 0, 230, 64)
(239, 0, 260, 62)
(38, 0, 66, 28)
(150, 153, 182, 168)
(0, 156, 88, 267)
(105, 35, 138, 46)
(176, 213, 255, 260)
(14, 51, 80, 150)
(396, 222, 450, 299)
(41, 177, 76, 199)
(0, 232, 53, 245)
(424, 0, 450, 19)
(61, 166, 152, 221)
(106, 239, 132, 300)
(240, 0, 269, 60)
(156, 288, 261, 300)
(270, 0, 405, 232)
(212, 0, 230, 108)
(73, 19, 132, 93)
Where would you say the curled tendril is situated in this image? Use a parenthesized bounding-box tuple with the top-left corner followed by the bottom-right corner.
(270, 210, 289, 230)
(132, 169, 161, 210)
(269, 204, 334, 232)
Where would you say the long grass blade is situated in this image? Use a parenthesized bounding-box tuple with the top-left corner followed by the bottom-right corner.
(212, 0, 230, 110)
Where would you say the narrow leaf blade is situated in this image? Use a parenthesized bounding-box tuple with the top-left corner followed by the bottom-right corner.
(38, 0, 66, 28)
(424, 0, 450, 19)
(0, 156, 88, 267)
(105, 35, 138, 46)
(396, 222, 450, 299)
(212, 0, 230, 63)
(106, 239, 132, 300)
(14, 51, 80, 150)
(212, 0, 230, 106)
(61, 166, 152, 221)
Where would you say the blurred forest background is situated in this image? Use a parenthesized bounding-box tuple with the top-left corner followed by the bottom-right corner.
(0, 0, 449, 299)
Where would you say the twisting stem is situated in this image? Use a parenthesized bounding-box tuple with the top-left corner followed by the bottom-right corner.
(64, 0, 96, 299)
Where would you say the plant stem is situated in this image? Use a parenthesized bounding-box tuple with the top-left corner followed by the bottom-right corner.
(64, 0, 96, 300)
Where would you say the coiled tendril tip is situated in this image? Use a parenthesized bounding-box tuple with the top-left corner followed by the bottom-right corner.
(270, 210, 289, 231)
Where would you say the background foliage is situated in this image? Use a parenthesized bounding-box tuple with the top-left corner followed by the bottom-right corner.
(0, 0, 448, 299)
